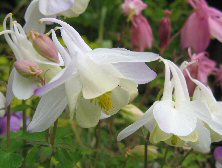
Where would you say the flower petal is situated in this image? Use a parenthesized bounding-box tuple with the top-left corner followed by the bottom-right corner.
(13, 70, 37, 100)
(27, 85, 67, 132)
(78, 55, 121, 99)
(88, 48, 160, 64)
(107, 87, 130, 115)
(35, 57, 77, 96)
(0, 92, 6, 117)
(181, 12, 210, 53)
(117, 105, 154, 141)
(23, 0, 46, 33)
(6, 69, 15, 106)
(113, 62, 157, 84)
(75, 97, 101, 128)
(61, 0, 90, 17)
(65, 75, 82, 119)
(188, 121, 211, 153)
(39, 0, 74, 16)
(153, 100, 197, 136)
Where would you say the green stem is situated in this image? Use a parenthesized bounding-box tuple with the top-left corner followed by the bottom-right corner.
(177, 149, 193, 167)
(50, 119, 58, 147)
(161, 147, 169, 168)
(144, 133, 150, 168)
(98, 7, 107, 43)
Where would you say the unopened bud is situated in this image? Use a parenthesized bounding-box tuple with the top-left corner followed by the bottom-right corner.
(159, 10, 172, 48)
(28, 31, 59, 63)
(15, 60, 43, 78)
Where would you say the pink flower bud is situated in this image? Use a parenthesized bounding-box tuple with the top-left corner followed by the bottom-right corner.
(159, 10, 172, 49)
(28, 31, 59, 63)
(14, 60, 43, 78)
(131, 15, 153, 51)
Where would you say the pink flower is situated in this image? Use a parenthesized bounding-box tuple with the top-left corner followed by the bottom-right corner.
(159, 10, 172, 49)
(181, 0, 222, 53)
(184, 51, 217, 95)
(122, 0, 147, 19)
(131, 15, 153, 51)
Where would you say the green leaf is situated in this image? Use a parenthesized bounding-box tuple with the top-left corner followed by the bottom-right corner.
(0, 151, 23, 168)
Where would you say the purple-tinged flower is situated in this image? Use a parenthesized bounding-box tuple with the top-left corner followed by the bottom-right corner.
(159, 10, 172, 49)
(183, 51, 217, 95)
(0, 112, 23, 135)
(214, 147, 222, 168)
(131, 15, 153, 51)
(181, 0, 222, 53)
(122, 0, 147, 20)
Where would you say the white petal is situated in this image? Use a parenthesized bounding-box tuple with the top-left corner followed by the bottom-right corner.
(27, 85, 67, 132)
(153, 100, 197, 136)
(89, 48, 160, 64)
(78, 55, 121, 99)
(107, 87, 130, 115)
(12, 70, 37, 100)
(65, 75, 82, 119)
(23, 0, 46, 33)
(113, 62, 157, 84)
(75, 97, 101, 128)
(119, 79, 138, 101)
(51, 30, 71, 65)
(40, 18, 91, 51)
(189, 121, 211, 153)
(61, 0, 90, 17)
(6, 69, 15, 106)
(39, 0, 74, 16)
(35, 57, 77, 96)
(117, 104, 154, 141)
(0, 92, 6, 117)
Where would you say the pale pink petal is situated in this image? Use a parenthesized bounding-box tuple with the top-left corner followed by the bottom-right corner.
(181, 12, 210, 53)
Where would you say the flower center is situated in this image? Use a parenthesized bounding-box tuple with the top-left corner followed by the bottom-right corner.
(96, 91, 113, 114)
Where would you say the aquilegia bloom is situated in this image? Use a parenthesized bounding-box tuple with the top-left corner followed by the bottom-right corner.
(0, 14, 63, 102)
(24, 0, 90, 33)
(27, 18, 159, 132)
(118, 58, 222, 153)
(181, 0, 222, 53)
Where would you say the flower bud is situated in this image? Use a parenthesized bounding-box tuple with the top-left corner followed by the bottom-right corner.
(121, 104, 143, 122)
(159, 10, 172, 48)
(28, 31, 59, 63)
(14, 60, 43, 78)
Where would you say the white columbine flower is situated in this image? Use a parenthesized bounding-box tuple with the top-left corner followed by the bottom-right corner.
(24, 0, 90, 33)
(27, 18, 160, 132)
(0, 14, 63, 103)
(117, 58, 220, 152)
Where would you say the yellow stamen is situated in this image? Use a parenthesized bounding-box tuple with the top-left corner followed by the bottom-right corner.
(96, 91, 113, 114)
(171, 135, 178, 145)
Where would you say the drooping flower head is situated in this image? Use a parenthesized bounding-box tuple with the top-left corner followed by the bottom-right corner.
(181, 0, 222, 53)
(131, 15, 153, 51)
(118, 58, 222, 153)
(26, 18, 159, 132)
(183, 50, 217, 95)
(159, 10, 172, 49)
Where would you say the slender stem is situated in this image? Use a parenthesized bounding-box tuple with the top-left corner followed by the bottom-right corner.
(50, 120, 58, 147)
(144, 133, 150, 168)
(177, 149, 193, 167)
(46, 129, 50, 144)
(109, 119, 113, 149)
(6, 106, 11, 146)
(161, 147, 169, 168)
(95, 121, 101, 148)
(22, 101, 27, 132)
